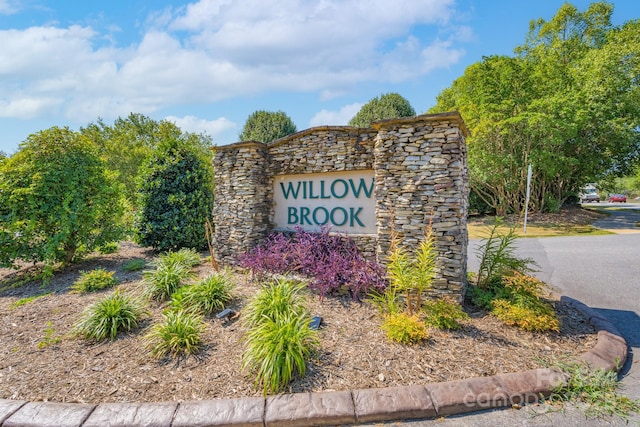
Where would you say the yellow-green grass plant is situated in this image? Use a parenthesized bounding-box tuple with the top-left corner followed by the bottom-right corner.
(242, 310, 319, 395)
(386, 224, 437, 315)
(159, 248, 202, 269)
(241, 278, 318, 394)
(142, 257, 196, 302)
(72, 290, 148, 341)
(242, 278, 308, 327)
(9, 291, 52, 309)
(144, 309, 207, 359)
(169, 271, 234, 315)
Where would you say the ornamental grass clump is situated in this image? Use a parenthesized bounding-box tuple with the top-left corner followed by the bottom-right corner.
(169, 271, 234, 315)
(243, 278, 307, 327)
(238, 227, 386, 299)
(142, 251, 197, 302)
(159, 248, 202, 269)
(72, 290, 148, 341)
(71, 268, 118, 293)
(144, 309, 206, 359)
(242, 278, 319, 395)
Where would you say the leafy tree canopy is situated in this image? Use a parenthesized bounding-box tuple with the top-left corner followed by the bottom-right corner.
(430, 2, 639, 214)
(348, 93, 415, 127)
(0, 126, 126, 269)
(81, 113, 189, 206)
(239, 110, 297, 143)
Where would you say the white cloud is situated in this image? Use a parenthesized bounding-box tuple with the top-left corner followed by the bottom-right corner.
(165, 115, 237, 142)
(0, 96, 61, 118)
(0, 0, 470, 123)
(309, 103, 363, 127)
(0, 0, 19, 15)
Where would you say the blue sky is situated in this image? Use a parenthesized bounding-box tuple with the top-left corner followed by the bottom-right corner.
(0, 0, 637, 154)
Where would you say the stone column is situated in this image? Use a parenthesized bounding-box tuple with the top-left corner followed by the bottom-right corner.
(373, 112, 469, 300)
(212, 141, 271, 265)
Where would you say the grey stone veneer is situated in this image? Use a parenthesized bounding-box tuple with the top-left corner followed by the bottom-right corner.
(212, 112, 470, 299)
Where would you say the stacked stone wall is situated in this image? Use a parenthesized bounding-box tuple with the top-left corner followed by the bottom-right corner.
(212, 112, 469, 299)
(373, 116, 468, 296)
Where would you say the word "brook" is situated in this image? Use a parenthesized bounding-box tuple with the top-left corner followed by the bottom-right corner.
(287, 206, 365, 227)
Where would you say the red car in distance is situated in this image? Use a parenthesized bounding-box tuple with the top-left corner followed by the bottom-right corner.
(608, 194, 627, 203)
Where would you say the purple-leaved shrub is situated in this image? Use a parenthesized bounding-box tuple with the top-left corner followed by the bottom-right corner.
(238, 227, 387, 299)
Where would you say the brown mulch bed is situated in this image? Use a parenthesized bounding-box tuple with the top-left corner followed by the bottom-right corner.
(469, 205, 606, 227)
(0, 242, 596, 404)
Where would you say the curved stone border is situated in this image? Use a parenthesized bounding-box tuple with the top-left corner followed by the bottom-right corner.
(0, 296, 627, 427)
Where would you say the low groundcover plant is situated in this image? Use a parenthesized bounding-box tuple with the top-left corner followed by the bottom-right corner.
(71, 268, 118, 293)
(238, 227, 386, 299)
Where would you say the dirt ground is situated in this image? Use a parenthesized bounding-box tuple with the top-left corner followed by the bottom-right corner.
(0, 240, 596, 404)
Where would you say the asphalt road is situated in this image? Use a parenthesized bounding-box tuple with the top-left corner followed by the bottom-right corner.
(375, 205, 640, 426)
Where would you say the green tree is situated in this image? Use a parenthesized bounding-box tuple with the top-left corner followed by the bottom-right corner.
(81, 113, 184, 207)
(349, 93, 415, 127)
(0, 127, 126, 268)
(430, 2, 640, 214)
(238, 110, 297, 143)
(135, 134, 214, 252)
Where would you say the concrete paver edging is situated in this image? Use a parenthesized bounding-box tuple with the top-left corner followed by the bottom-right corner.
(0, 295, 627, 427)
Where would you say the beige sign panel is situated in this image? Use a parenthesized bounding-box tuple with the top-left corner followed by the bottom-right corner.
(273, 170, 376, 234)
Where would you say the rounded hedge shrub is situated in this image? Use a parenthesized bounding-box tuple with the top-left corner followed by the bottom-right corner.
(135, 137, 213, 252)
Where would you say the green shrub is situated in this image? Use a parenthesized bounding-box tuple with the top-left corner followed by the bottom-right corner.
(348, 93, 415, 127)
(142, 253, 197, 302)
(238, 110, 297, 143)
(170, 272, 234, 315)
(144, 309, 206, 359)
(469, 272, 560, 332)
(72, 268, 118, 293)
(0, 126, 126, 269)
(242, 311, 319, 395)
(422, 298, 469, 330)
(241, 278, 318, 394)
(121, 259, 146, 272)
(381, 312, 428, 344)
(72, 291, 148, 341)
(135, 136, 214, 252)
(491, 299, 560, 332)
